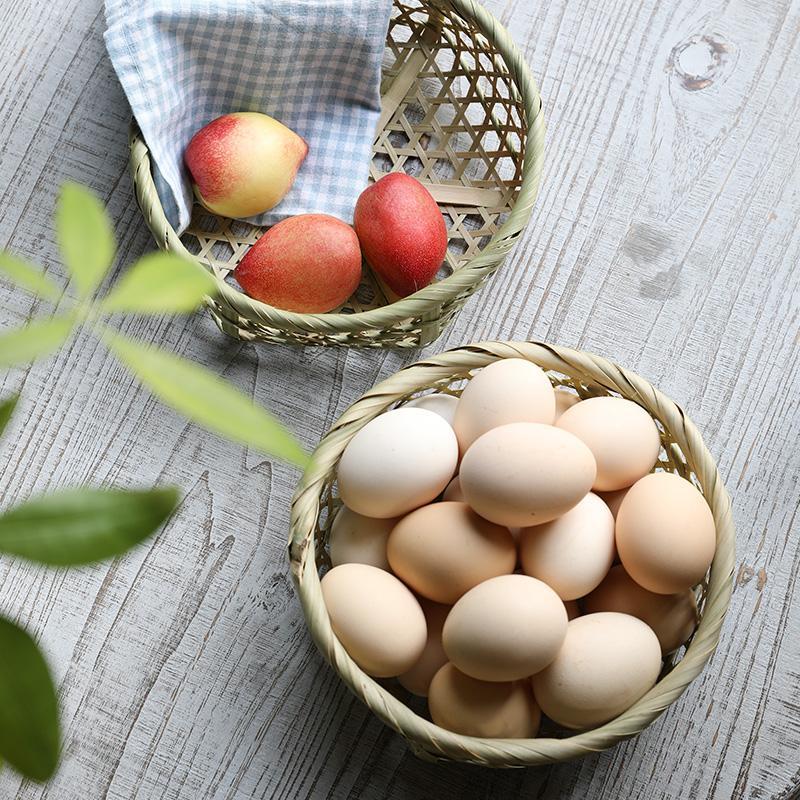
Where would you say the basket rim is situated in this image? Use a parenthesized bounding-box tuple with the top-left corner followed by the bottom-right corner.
(288, 340, 736, 767)
(128, 0, 545, 336)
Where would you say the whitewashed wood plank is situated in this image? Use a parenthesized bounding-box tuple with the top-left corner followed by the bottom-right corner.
(0, 0, 798, 797)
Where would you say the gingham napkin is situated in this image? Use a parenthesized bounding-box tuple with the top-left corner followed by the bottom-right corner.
(104, 0, 393, 234)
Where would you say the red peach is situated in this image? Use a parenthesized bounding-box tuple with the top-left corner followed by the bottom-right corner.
(234, 214, 362, 313)
(353, 173, 448, 297)
(184, 112, 307, 218)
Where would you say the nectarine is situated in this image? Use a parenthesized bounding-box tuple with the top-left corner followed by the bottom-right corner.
(184, 112, 307, 218)
(353, 173, 448, 297)
(234, 214, 362, 313)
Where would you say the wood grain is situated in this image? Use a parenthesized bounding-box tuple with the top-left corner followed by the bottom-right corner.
(1, 0, 798, 797)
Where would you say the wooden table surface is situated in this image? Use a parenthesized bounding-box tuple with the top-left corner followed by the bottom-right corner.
(1, 0, 798, 797)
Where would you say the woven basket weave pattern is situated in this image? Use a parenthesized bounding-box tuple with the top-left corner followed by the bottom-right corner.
(130, 0, 544, 348)
(288, 341, 735, 766)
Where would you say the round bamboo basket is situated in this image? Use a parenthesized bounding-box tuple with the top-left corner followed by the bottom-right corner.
(129, 0, 544, 349)
(289, 340, 735, 766)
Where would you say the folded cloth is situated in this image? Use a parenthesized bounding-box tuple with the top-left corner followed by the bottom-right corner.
(104, 0, 392, 234)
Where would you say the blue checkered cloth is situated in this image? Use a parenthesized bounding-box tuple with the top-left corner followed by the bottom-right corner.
(104, 0, 392, 234)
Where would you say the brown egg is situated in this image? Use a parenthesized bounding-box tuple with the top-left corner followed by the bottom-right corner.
(532, 612, 662, 729)
(387, 502, 516, 604)
(328, 506, 396, 570)
(442, 475, 465, 502)
(553, 388, 581, 420)
(519, 492, 615, 600)
(597, 487, 629, 519)
(321, 563, 426, 677)
(459, 423, 596, 527)
(584, 565, 698, 654)
(616, 472, 716, 594)
(429, 663, 541, 738)
(453, 359, 556, 452)
(398, 599, 450, 696)
(556, 396, 661, 491)
(442, 574, 568, 682)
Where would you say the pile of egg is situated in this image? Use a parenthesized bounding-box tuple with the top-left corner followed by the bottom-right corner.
(321, 359, 716, 737)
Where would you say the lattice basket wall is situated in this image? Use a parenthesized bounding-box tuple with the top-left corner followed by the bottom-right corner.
(289, 340, 736, 766)
(129, 0, 545, 348)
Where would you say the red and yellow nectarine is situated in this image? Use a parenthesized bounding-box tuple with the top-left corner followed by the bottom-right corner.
(354, 173, 448, 297)
(234, 214, 362, 313)
(184, 112, 307, 219)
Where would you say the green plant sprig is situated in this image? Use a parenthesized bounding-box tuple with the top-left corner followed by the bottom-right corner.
(0, 397, 179, 782)
(0, 182, 308, 468)
(0, 182, 310, 782)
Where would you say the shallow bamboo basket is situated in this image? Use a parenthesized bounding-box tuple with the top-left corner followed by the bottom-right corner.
(289, 340, 735, 766)
(129, 0, 543, 349)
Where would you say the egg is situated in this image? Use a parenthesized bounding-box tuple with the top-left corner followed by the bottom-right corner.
(584, 565, 698, 654)
(453, 359, 556, 452)
(442, 574, 568, 682)
(556, 396, 661, 491)
(328, 506, 396, 570)
(553, 387, 581, 420)
(428, 663, 541, 738)
(387, 502, 516, 604)
(404, 393, 459, 427)
(398, 599, 450, 696)
(532, 612, 662, 729)
(564, 599, 581, 620)
(442, 475, 465, 502)
(459, 423, 596, 527)
(519, 492, 615, 600)
(616, 472, 716, 594)
(321, 563, 427, 677)
(337, 407, 458, 518)
(597, 486, 629, 519)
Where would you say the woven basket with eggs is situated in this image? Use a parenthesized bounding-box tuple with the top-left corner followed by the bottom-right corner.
(288, 340, 735, 766)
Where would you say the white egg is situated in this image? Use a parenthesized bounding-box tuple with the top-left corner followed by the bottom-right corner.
(404, 393, 459, 427)
(337, 408, 458, 518)
(519, 492, 616, 600)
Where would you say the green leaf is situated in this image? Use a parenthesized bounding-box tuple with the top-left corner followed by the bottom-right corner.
(0, 252, 61, 301)
(106, 334, 309, 468)
(100, 252, 216, 314)
(0, 616, 59, 781)
(0, 486, 179, 566)
(0, 316, 74, 368)
(56, 182, 116, 297)
(0, 395, 18, 439)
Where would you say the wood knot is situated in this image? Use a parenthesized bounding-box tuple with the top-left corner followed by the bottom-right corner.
(667, 34, 733, 91)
